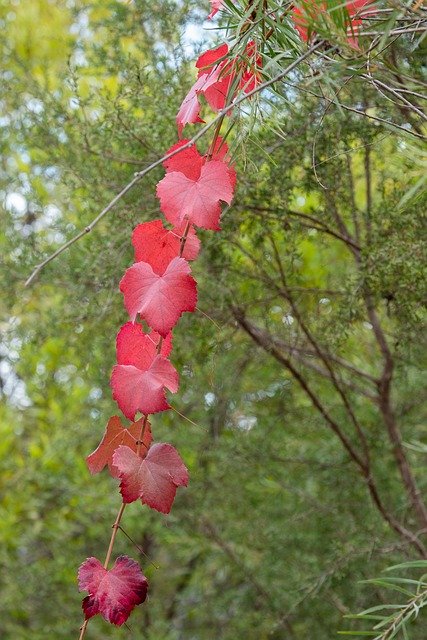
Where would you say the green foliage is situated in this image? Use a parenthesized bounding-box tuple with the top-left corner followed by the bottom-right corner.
(341, 561, 427, 639)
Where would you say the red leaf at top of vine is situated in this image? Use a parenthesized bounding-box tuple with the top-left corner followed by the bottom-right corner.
(113, 443, 189, 514)
(86, 415, 152, 477)
(78, 555, 148, 625)
(176, 42, 262, 135)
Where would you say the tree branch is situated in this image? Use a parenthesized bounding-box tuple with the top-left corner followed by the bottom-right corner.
(232, 307, 427, 557)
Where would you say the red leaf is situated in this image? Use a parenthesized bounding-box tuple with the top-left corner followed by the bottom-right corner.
(209, 137, 237, 188)
(86, 416, 152, 477)
(120, 257, 197, 335)
(176, 45, 229, 135)
(113, 443, 189, 514)
(111, 355, 178, 419)
(163, 138, 236, 194)
(176, 74, 206, 137)
(163, 141, 204, 180)
(163, 138, 236, 188)
(132, 219, 200, 274)
(176, 42, 261, 134)
(157, 160, 233, 230)
(111, 322, 178, 419)
(208, 0, 225, 19)
(78, 555, 148, 625)
(116, 321, 172, 368)
(203, 71, 233, 111)
(196, 43, 229, 72)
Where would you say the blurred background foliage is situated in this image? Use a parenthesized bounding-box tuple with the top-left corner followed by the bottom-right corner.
(0, 0, 426, 638)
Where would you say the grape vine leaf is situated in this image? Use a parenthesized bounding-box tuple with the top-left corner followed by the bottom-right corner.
(175, 74, 207, 137)
(157, 160, 234, 230)
(86, 416, 152, 477)
(111, 322, 178, 419)
(113, 443, 189, 514)
(176, 42, 262, 134)
(132, 219, 200, 275)
(78, 555, 148, 625)
(163, 138, 236, 187)
(120, 257, 197, 335)
(116, 321, 172, 367)
(208, 0, 225, 19)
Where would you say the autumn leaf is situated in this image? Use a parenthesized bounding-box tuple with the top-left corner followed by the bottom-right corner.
(113, 443, 189, 513)
(176, 44, 229, 135)
(163, 138, 236, 188)
(132, 219, 200, 275)
(115, 321, 172, 367)
(208, 0, 225, 19)
(111, 322, 178, 419)
(163, 141, 204, 180)
(175, 74, 207, 137)
(120, 257, 197, 335)
(78, 555, 148, 625)
(86, 416, 152, 477)
(157, 160, 234, 230)
(176, 42, 262, 134)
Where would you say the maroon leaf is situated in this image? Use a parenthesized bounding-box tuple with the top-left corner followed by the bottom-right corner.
(113, 443, 189, 514)
(78, 555, 148, 625)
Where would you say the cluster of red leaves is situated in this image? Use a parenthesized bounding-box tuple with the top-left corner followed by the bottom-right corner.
(177, 42, 262, 136)
(292, 0, 375, 48)
(78, 12, 238, 626)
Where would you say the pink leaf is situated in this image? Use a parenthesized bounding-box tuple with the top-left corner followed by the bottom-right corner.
(163, 141, 204, 180)
(208, 0, 225, 19)
(111, 323, 178, 419)
(111, 355, 178, 419)
(132, 219, 200, 274)
(176, 44, 229, 135)
(120, 257, 197, 335)
(163, 138, 236, 187)
(116, 321, 172, 369)
(157, 160, 233, 230)
(113, 443, 189, 513)
(78, 555, 148, 625)
(86, 415, 152, 477)
(176, 75, 206, 137)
